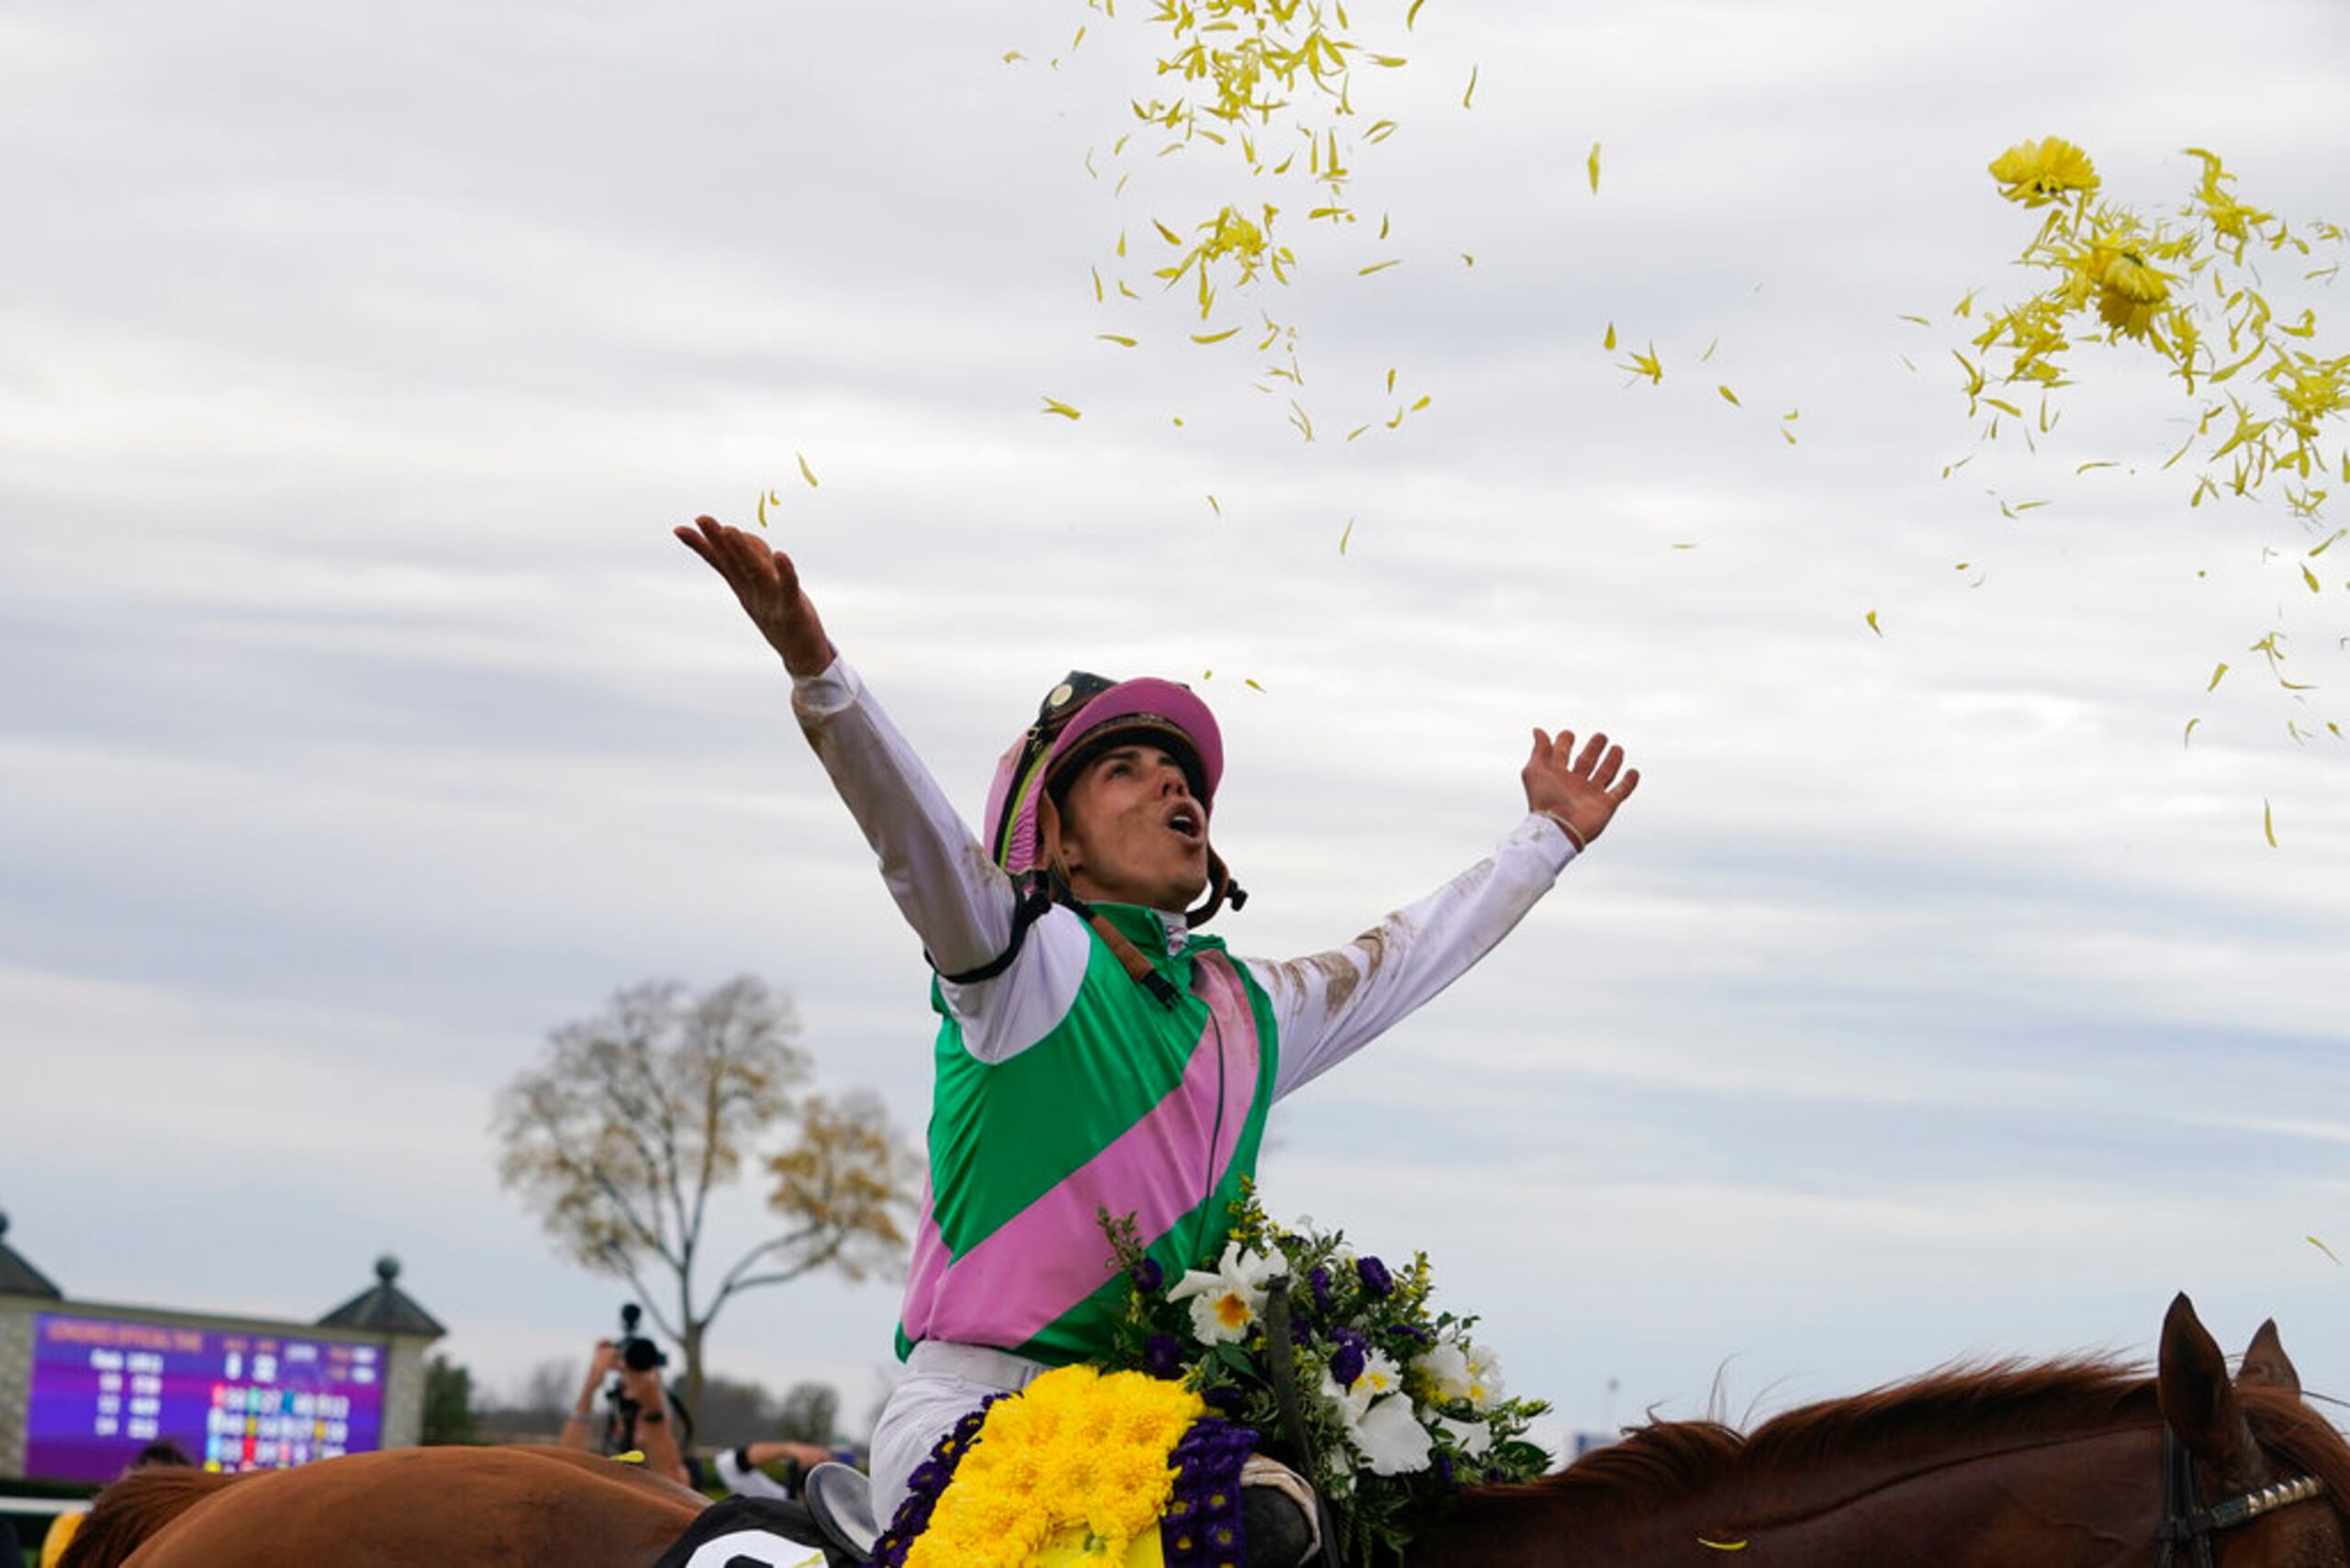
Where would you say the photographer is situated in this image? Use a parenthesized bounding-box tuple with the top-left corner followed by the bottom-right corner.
(558, 1333, 689, 1487)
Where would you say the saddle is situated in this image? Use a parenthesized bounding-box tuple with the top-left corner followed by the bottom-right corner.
(645, 1494, 842, 1568)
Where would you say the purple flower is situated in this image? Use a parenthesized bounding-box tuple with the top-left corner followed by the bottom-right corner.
(1131, 1255, 1165, 1293)
(1357, 1256, 1394, 1298)
(1435, 1451, 1460, 1492)
(1202, 1384, 1246, 1415)
(1144, 1332, 1183, 1379)
(1289, 1314, 1315, 1347)
(1329, 1339, 1366, 1388)
(1307, 1264, 1333, 1311)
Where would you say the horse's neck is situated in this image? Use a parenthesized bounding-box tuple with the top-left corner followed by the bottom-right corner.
(1413, 1425, 2160, 1568)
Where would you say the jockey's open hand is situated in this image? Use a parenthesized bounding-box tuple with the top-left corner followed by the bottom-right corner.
(1522, 727, 1640, 850)
(675, 516, 834, 677)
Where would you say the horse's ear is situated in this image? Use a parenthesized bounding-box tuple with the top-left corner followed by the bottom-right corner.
(2236, 1317, 2300, 1395)
(2158, 1294, 2263, 1483)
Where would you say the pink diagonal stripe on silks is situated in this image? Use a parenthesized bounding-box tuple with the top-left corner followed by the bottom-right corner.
(900, 952, 1261, 1350)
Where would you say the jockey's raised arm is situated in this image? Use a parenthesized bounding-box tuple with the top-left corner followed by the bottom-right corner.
(676, 516, 1642, 1554)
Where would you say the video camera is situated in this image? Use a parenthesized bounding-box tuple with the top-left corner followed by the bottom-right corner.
(616, 1303, 667, 1374)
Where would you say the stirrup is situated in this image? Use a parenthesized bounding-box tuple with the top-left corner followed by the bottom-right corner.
(803, 1462, 879, 1565)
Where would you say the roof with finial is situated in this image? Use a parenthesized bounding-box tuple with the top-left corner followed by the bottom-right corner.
(0, 1211, 64, 1299)
(316, 1254, 446, 1338)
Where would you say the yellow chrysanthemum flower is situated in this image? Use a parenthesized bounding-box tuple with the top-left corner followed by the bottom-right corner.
(904, 1366, 1205, 1568)
(1989, 136, 2100, 206)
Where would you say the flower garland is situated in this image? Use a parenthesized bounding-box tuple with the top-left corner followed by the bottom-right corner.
(870, 1365, 1256, 1568)
(1100, 1186, 1552, 1565)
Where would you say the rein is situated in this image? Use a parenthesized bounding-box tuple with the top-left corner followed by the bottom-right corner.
(2154, 1426, 2328, 1567)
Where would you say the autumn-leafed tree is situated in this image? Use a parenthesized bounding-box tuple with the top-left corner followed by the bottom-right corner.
(494, 976, 916, 1411)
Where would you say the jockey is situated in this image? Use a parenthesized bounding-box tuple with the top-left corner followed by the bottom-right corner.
(676, 518, 1642, 1540)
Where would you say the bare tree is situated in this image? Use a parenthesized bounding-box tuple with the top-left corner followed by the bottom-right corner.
(494, 976, 916, 1411)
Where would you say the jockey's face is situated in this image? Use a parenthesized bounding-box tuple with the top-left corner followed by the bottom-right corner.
(1057, 744, 1211, 913)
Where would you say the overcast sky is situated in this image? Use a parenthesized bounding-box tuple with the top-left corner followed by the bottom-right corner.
(6, 0, 2348, 1450)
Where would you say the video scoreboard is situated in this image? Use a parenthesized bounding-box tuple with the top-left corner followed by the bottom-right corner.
(21, 1312, 386, 1484)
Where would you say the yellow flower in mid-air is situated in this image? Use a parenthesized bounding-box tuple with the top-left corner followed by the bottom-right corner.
(2092, 241, 2171, 338)
(1988, 136, 2099, 206)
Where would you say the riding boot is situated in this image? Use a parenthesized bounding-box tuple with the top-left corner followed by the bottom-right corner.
(1239, 1454, 1322, 1566)
(1242, 1484, 1320, 1566)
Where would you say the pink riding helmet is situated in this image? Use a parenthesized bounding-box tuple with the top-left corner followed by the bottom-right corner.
(982, 672, 1225, 879)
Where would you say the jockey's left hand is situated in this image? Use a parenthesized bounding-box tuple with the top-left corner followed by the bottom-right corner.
(1522, 727, 1640, 850)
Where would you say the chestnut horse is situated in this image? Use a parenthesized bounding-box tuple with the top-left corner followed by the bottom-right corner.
(62, 1296, 2350, 1568)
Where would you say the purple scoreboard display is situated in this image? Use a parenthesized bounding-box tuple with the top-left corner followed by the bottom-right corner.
(22, 1312, 385, 1483)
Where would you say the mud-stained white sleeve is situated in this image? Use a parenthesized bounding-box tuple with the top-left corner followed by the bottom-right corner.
(791, 655, 1088, 1063)
(1243, 814, 1578, 1101)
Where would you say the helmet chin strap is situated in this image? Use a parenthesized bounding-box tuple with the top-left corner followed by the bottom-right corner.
(1184, 849, 1248, 929)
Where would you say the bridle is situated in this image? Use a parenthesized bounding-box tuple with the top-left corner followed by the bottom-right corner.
(2155, 1425, 2329, 1567)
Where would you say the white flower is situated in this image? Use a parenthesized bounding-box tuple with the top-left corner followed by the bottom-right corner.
(1350, 1394, 1435, 1475)
(1414, 1338, 1505, 1412)
(1460, 1343, 1505, 1410)
(1352, 1349, 1405, 1407)
(1166, 1241, 1279, 1344)
(1435, 1415, 1492, 1459)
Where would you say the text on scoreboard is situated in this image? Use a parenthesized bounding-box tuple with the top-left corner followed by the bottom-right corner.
(22, 1312, 386, 1483)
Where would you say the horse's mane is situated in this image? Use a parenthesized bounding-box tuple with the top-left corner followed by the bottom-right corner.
(1473, 1357, 2350, 1535)
(57, 1467, 241, 1568)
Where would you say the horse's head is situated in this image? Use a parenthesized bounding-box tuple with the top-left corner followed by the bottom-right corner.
(2158, 1293, 2350, 1567)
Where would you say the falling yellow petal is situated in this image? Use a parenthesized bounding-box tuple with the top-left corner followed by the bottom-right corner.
(1153, 218, 1181, 245)
(1002, 49, 1025, 62)
(755, 491, 771, 529)
(1359, 259, 1402, 275)
(1346, 424, 1369, 441)
(1587, 140, 1602, 194)
(2311, 1237, 2344, 1267)
(1386, 367, 1397, 394)
(1092, 265, 1104, 303)
(2207, 662, 2229, 691)
(1339, 517, 1354, 554)
(2264, 800, 2277, 847)
(2183, 717, 2200, 746)
(1619, 342, 1664, 384)
(1378, 212, 1391, 239)
(1461, 64, 1478, 107)
(1460, 252, 1475, 266)
(1192, 326, 1241, 343)
(1718, 385, 1740, 407)
(1244, 678, 1266, 691)
(2076, 461, 2119, 474)
(1897, 313, 1931, 326)
(797, 454, 818, 487)
(1405, 0, 1427, 26)
(1698, 1542, 1748, 1553)
(1207, 494, 1220, 515)
(1782, 409, 1798, 420)
(1603, 322, 1617, 351)
(2303, 564, 2322, 593)
(1865, 610, 1883, 636)
(1699, 338, 1718, 363)
(1954, 562, 1971, 571)
(1097, 333, 1138, 347)
(1672, 542, 1697, 550)
(1041, 397, 1083, 420)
